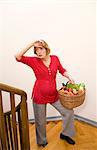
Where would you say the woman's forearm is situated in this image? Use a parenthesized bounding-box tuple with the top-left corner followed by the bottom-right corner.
(14, 42, 34, 60)
(63, 72, 70, 80)
(63, 71, 74, 83)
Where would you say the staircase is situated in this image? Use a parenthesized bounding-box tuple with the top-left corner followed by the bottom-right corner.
(0, 83, 30, 150)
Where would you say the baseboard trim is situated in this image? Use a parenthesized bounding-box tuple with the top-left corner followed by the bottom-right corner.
(29, 116, 62, 123)
(29, 115, 97, 127)
(74, 115, 97, 127)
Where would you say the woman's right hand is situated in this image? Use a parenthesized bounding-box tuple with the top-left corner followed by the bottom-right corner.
(33, 41, 43, 47)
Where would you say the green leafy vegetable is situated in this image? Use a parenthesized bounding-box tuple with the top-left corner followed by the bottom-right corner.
(62, 82, 85, 91)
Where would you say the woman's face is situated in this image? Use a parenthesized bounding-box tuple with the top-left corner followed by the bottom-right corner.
(35, 47, 47, 59)
(34, 41, 47, 59)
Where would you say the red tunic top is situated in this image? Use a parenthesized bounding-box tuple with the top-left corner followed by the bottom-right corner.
(16, 55, 66, 104)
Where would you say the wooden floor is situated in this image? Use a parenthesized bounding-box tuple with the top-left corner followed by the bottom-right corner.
(29, 120, 97, 150)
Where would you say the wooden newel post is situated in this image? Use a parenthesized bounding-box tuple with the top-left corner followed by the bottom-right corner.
(20, 95, 30, 150)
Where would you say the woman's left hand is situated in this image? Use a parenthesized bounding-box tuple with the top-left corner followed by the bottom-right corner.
(63, 72, 75, 84)
(67, 79, 75, 84)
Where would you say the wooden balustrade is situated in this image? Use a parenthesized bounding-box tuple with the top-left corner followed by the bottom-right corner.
(0, 83, 30, 150)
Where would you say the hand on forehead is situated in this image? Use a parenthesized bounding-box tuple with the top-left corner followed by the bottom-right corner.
(34, 40, 43, 47)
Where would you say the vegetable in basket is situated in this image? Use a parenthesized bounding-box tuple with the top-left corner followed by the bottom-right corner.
(61, 82, 85, 95)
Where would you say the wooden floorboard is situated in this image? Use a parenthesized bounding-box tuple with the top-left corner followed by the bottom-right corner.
(29, 120, 97, 150)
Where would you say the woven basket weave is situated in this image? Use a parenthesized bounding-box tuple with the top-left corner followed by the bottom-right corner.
(58, 89, 85, 109)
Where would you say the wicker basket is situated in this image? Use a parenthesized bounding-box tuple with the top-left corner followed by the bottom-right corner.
(58, 89, 85, 109)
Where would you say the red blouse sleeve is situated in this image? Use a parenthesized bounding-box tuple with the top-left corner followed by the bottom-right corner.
(16, 56, 36, 68)
(56, 56, 67, 75)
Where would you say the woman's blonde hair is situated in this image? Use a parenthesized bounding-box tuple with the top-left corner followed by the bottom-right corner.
(34, 40, 51, 55)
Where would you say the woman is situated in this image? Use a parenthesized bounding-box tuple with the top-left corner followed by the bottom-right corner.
(15, 40, 76, 147)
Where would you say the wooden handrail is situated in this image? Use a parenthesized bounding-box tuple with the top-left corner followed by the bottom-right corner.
(0, 83, 27, 97)
(0, 83, 30, 150)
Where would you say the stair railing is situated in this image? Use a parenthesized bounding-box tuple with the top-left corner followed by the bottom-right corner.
(0, 83, 30, 150)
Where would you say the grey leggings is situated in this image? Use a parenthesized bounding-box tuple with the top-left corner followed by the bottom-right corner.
(33, 100, 75, 144)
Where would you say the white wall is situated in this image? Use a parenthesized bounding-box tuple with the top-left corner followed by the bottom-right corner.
(0, 0, 97, 122)
(96, 2, 97, 121)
